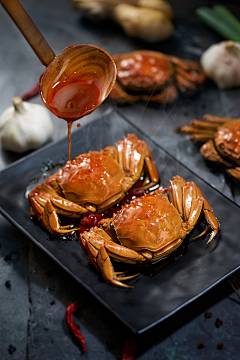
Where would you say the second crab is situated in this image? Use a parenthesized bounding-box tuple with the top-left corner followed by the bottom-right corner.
(109, 50, 207, 104)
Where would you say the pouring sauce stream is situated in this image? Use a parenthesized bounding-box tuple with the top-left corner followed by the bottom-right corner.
(41, 79, 102, 160)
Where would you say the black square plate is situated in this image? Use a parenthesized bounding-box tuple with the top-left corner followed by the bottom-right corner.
(1, 109, 240, 334)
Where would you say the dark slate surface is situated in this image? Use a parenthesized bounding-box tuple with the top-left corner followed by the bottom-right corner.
(1, 0, 240, 359)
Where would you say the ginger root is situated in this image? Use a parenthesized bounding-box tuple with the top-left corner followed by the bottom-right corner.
(72, 0, 174, 42)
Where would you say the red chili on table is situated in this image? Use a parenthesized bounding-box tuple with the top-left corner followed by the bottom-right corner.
(21, 82, 39, 100)
(215, 318, 223, 328)
(197, 342, 206, 349)
(204, 311, 212, 319)
(65, 302, 86, 352)
(121, 339, 136, 360)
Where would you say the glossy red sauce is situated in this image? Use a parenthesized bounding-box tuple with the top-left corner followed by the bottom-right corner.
(44, 80, 101, 160)
(48, 80, 101, 121)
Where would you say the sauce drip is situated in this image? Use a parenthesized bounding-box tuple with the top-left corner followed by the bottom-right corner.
(43, 80, 102, 161)
(67, 122, 72, 161)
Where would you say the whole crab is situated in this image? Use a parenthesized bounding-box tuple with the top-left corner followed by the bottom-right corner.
(28, 134, 159, 235)
(108, 50, 207, 104)
(79, 175, 219, 288)
(178, 114, 240, 180)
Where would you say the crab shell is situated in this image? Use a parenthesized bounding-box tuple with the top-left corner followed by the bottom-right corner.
(178, 114, 240, 180)
(214, 120, 240, 165)
(112, 190, 183, 254)
(109, 50, 207, 103)
(47, 151, 125, 208)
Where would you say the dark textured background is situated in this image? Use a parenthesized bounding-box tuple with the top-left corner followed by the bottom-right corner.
(1, 0, 240, 359)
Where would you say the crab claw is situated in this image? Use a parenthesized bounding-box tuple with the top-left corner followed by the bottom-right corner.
(79, 227, 140, 288)
(97, 246, 139, 288)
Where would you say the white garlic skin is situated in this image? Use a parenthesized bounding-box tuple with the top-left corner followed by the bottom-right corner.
(0, 97, 54, 153)
(200, 41, 240, 89)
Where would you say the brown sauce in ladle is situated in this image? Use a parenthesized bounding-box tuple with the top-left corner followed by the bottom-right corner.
(1, 0, 116, 160)
(39, 44, 115, 160)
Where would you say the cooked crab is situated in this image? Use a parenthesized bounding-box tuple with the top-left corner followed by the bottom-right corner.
(28, 134, 159, 235)
(79, 175, 219, 288)
(108, 50, 207, 104)
(177, 114, 240, 180)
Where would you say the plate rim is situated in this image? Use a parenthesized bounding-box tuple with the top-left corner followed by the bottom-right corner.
(1, 107, 240, 334)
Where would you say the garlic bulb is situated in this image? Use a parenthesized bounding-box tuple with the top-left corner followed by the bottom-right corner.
(200, 41, 240, 89)
(0, 97, 54, 153)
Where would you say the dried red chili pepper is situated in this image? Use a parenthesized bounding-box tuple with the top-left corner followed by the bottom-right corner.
(121, 339, 136, 360)
(129, 189, 146, 198)
(65, 302, 86, 352)
(78, 224, 92, 234)
(81, 212, 102, 226)
(197, 342, 206, 349)
(217, 343, 223, 350)
(215, 318, 223, 328)
(44, 269, 53, 277)
(104, 206, 120, 218)
(204, 311, 212, 319)
(21, 83, 39, 100)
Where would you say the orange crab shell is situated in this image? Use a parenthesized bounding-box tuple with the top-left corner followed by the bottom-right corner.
(112, 191, 182, 252)
(113, 50, 174, 93)
(214, 120, 240, 165)
(51, 152, 125, 206)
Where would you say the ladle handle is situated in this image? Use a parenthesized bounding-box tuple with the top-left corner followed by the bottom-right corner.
(0, 0, 56, 67)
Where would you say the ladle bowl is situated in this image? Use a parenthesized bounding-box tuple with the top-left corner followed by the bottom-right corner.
(39, 44, 117, 121)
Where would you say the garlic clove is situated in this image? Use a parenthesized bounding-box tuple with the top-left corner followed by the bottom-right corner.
(0, 96, 54, 153)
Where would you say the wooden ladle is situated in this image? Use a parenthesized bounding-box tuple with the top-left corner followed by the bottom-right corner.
(0, 0, 117, 158)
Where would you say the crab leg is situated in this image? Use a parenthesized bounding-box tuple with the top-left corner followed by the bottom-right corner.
(169, 176, 219, 243)
(194, 184, 220, 243)
(97, 246, 139, 288)
(226, 167, 240, 181)
(200, 139, 233, 167)
(168, 175, 187, 217)
(80, 227, 143, 287)
(30, 197, 77, 234)
(28, 184, 87, 235)
(116, 134, 159, 191)
(29, 188, 87, 217)
(175, 73, 198, 94)
(167, 55, 200, 71)
(176, 66, 205, 83)
(202, 114, 240, 123)
(190, 119, 219, 130)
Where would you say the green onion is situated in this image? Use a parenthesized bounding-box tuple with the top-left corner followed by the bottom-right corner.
(213, 5, 240, 33)
(195, 6, 240, 42)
